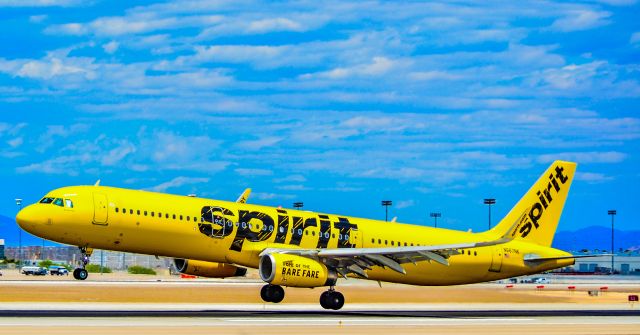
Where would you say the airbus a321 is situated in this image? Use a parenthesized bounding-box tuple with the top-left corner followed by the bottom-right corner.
(17, 161, 588, 310)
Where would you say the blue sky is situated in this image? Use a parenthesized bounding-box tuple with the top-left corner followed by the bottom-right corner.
(0, 0, 639, 239)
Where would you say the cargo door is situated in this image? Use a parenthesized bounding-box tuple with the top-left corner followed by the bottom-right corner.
(489, 246, 503, 272)
(92, 193, 109, 225)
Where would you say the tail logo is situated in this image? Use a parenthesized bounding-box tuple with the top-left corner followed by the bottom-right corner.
(518, 165, 569, 238)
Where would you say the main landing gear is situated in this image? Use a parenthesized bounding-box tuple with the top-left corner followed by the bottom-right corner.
(72, 247, 92, 280)
(260, 284, 285, 303)
(259, 284, 345, 310)
(319, 287, 344, 310)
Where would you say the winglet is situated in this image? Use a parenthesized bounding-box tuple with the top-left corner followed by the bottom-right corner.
(94, 179, 101, 186)
(236, 188, 251, 203)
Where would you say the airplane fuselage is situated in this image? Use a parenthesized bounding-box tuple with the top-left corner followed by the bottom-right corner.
(17, 185, 573, 286)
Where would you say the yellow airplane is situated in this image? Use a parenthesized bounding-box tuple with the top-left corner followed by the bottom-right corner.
(17, 161, 588, 310)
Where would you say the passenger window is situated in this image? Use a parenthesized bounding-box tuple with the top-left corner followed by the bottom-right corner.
(194, 217, 197, 222)
(130, 209, 133, 214)
(404, 242, 407, 246)
(371, 238, 375, 243)
(180, 215, 183, 220)
(65, 199, 74, 208)
(305, 230, 309, 235)
(173, 214, 176, 219)
(474, 251, 477, 256)
(378, 239, 381, 244)
(144, 211, 147, 216)
(53, 198, 64, 207)
(137, 210, 140, 215)
(312, 231, 315, 236)
(186, 216, 190, 221)
(158, 212, 162, 217)
(385, 240, 388, 245)
(151, 212, 155, 217)
(391, 241, 395, 246)
(115, 208, 119, 213)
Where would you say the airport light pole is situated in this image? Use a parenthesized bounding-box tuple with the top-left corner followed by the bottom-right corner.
(484, 198, 496, 229)
(430, 212, 441, 228)
(293, 202, 304, 210)
(15, 198, 22, 265)
(381, 200, 392, 222)
(608, 210, 616, 274)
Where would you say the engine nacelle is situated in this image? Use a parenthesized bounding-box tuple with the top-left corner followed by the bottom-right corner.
(259, 253, 337, 287)
(173, 259, 247, 278)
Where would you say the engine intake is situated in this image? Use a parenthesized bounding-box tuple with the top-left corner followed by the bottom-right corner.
(259, 253, 337, 287)
(174, 259, 247, 278)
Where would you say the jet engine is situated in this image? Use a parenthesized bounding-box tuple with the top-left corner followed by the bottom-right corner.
(259, 253, 337, 287)
(173, 259, 247, 278)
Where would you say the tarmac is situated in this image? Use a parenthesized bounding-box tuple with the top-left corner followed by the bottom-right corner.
(1, 270, 639, 334)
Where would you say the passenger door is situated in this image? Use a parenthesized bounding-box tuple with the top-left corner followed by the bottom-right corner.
(92, 193, 109, 225)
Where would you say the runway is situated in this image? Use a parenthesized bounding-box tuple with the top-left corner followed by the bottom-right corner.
(2, 275, 640, 334)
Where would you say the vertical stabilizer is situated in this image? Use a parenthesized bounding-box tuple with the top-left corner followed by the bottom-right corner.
(487, 161, 577, 247)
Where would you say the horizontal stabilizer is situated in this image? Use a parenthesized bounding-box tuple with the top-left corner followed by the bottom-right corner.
(524, 254, 612, 263)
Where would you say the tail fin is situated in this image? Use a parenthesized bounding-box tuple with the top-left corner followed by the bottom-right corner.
(487, 161, 577, 247)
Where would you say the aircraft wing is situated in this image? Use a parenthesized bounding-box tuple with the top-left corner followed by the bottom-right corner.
(259, 237, 511, 279)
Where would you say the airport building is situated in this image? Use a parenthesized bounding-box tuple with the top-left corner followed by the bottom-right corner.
(0, 239, 4, 259)
(571, 254, 640, 274)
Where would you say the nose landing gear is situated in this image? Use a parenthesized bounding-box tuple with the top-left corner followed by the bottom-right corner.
(72, 247, 92, 280)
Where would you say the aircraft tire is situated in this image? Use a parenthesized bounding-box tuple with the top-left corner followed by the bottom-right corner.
(72, 268, 80, 280)
(77, 268, 88, 280)
(269, 285, 285, 303)
(320, 291, 344, 310)
(260, 284, 271, 302)
(319, 291, 331, 308)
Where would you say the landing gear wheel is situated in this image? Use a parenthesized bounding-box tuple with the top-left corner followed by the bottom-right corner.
(260, 284, 285, 303)
(320, 290, 344, 310)
(76, 268, 88, 280)
(73, 246, 91, 281)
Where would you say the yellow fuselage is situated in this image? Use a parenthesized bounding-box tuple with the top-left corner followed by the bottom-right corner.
(17, 185, 573, 285)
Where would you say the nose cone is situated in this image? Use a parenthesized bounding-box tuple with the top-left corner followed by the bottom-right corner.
(16, 205, 41, 232)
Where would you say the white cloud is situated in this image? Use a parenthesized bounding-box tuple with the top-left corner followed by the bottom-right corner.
(29, 15, 48, 23)
(102, 41, 119, 54)
(395, 200, 415, 209)
(537, 151, 626, 164)
(7, 137, 23, 148)
(631, 32, 640, 46)
(101, 141, 135, 166)
(247, 18, 304, 33)
(301, 57, 402, 80)
(575, 172, 614, 183)
(550, 9, 611, 32)
(235, 137, 282, 150)
(0, 0, 82, 7)
(235, 168, 273, 176)
(147, 176, 210, 192)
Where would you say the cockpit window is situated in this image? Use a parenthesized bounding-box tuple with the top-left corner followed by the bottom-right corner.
(53, 198, 64, 207)
(40, 197, 54, 204)
(64, 199, 74, 208)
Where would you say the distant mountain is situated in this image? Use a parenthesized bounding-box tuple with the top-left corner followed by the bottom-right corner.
(553, 226, 640, 252)
(0, 214, 55, 246)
